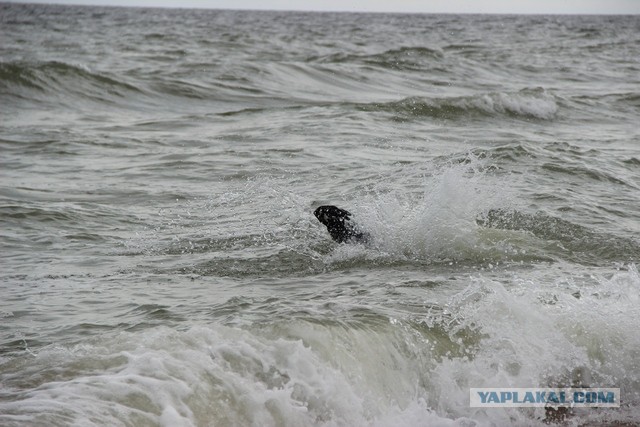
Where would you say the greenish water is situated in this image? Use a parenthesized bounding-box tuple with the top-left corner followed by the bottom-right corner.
(1, 4, 639, 426)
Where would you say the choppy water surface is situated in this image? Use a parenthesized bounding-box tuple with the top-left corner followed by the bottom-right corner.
(1, 4, 640, 426)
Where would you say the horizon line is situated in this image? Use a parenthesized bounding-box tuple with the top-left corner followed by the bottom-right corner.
(4, 1, 640, 16)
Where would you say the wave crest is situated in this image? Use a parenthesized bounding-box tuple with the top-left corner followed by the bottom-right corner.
(0, 60, 143, 104)
(309, 46, 444, 70)
(359, 89, 558, 121)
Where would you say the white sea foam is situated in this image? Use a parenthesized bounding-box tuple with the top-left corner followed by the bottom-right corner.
(474, 90, 559, 120)
(428, 264, 640, 424)
(2, 266, 637, 426)
(0, 324, 472, 427)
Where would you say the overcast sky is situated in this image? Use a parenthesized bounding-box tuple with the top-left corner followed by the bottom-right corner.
(7, 0, 640, 14)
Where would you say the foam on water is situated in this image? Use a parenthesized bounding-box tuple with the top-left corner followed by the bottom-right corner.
(478, 90, 559, 120)
(0, 324, 456, 427)
(2, 266, 637, 426)
(429, 264, 640, 424)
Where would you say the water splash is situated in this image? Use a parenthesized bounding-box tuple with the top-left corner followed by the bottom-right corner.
(325, 156, 518, 264)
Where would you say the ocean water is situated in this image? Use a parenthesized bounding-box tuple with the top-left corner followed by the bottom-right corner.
(1, 3, 640, 426)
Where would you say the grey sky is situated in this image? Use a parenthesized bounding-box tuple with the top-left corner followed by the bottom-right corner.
(7, 0, 640, 14)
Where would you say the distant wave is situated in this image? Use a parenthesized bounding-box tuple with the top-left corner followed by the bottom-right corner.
(0, 60, 270, 107)
(478, 209, 640, 265)
(0, 60, 144, 105)
(308, 46, 444, 70)
(0, 61, 141, 93)
(357, 89, 558, 121)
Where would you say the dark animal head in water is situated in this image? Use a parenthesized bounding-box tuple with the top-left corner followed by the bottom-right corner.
(313, 205, 369, 243)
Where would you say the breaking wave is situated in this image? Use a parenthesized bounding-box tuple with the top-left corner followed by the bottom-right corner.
(358, 89, 558, 121)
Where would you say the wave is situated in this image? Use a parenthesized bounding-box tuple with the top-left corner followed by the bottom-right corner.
(323, 164, 637, 267)
(2, 265, 638, 426)
(0, 60, 144, 105)
(357, 88, 558, 121)
(432, 265, 640, 425)
(1, 205, 77, 223)
(0, 60, 277, 108)
(478, 209, 640, 265)
(315, 156, 638, 267)
(308, 46, 444, 70)
(541, 162, 634, 187)
(0, 63, 559, 121)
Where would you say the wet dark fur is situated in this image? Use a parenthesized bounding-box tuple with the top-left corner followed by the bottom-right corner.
(313, 205, 369, 244)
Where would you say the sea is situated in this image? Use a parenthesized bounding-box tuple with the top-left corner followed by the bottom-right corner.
(1, 3, 639, 426)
